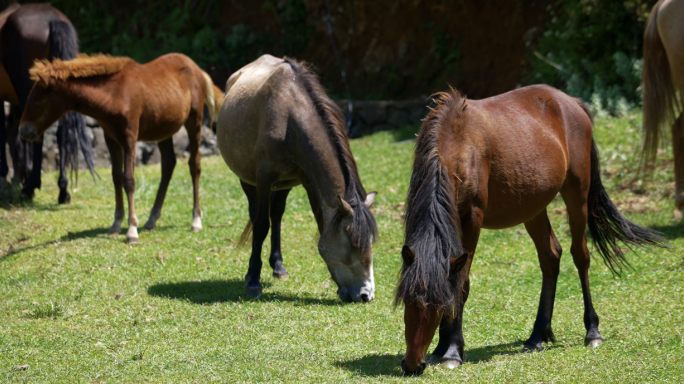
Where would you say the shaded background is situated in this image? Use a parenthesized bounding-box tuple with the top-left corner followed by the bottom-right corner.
(3, 0, 657, 108)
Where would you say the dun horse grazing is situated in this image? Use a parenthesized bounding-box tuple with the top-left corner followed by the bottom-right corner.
(0, 2, 95, 203)
(19, 53, 224, 243)
(397, 85, 665, 375)
(217, 55, 378, 302)
(642, 0, 684, 218)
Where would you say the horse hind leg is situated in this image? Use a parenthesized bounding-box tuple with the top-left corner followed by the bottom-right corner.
(56, 123, 70, 204)
(185, 112, 202, 232)
(269, 188, 291, 280)
(561, 187, 603, 348)
(522, 209, 562, 352)
(143, 138, 176, 230)
(672, 115, 684, 219)
(240, 178, 271, 298)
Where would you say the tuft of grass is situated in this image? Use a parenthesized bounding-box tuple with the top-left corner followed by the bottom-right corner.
(0, 110, 682, 382)
(26, 302, 65, 319)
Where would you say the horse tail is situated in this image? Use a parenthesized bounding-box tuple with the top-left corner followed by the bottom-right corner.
(587, 139, 667, 276)
(201, 71, 224, 124)
(48, 20, 98, 181)
(641, 0, 680, 170)
(237, 220, 253, 248)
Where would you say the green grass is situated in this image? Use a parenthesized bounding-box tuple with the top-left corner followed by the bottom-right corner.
(1, 111, 683, 382)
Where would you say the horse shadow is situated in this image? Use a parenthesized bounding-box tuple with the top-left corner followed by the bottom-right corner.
(336, 340, 535, 377)
(147, 279, 341, 306)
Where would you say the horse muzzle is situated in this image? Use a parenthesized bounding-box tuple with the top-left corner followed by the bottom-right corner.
(19, 123, 39, 142)
(337, 285, 374, 303)
(401, 357, 426, 376)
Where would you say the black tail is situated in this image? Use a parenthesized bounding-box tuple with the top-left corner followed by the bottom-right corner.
(49, 20, 97, 181)
(587, 140, 667, 275)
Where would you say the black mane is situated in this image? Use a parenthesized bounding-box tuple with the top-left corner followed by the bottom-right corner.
(395, 89, 467, 315)
(284, 57, 377, 251)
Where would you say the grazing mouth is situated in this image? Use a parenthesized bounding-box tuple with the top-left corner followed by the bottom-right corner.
(19, 123, 39, 141)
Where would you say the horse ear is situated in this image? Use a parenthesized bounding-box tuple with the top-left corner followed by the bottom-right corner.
(402, 245, 416, 266)
(364, 191, 377, 207)
(336, 195, 354, 218)
(449, 252, 469, 274)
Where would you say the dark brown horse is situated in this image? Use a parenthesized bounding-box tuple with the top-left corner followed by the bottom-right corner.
(396, 85, 665, 375)
(0, 2, 94, 203)
(641, 0, 684, 218)
(217, 55, 377, 302)
(19, 53, 224, 243)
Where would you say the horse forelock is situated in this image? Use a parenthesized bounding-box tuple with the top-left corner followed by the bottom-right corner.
(29, 53, 131, 82)
(284, 57, 378, 251)
(395, 88, 466, 316)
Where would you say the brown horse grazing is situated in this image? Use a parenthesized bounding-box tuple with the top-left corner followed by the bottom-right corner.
(0, 2, 95, 203)
(642, 0, 684, 218)
(396, 85, 666, 375)
(19, 53, 224, 243)
(217, 55, 378, 302)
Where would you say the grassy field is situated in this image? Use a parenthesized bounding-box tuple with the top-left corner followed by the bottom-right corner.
(1, 112, 682, 383)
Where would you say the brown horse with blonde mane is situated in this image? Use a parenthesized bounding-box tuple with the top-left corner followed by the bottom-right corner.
(217, 55, 377, 301)
(19, 53, 224, 243)
(641, 0, 684, 218)
(397, 85, 665, 375)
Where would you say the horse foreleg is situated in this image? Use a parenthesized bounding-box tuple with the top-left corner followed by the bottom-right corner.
(522, 209, 562, 352)
(672, 115, 684, 219)
(562, 188, 603, 348)
(104, 135, 125, 235)
(21, 138, 43, 200)
(428, 206, 483, 368)
(122, 138, 139, 243)
(186, 115, 203, 232)
(0, 111, 8, 180)
(241, 177, 271, 298)
(269, 188, 292, 280)
(56, 124, 70, 204)
(143, 138, 176, 230)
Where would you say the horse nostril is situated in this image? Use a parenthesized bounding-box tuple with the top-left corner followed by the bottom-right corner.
(360, 293, 370, 302)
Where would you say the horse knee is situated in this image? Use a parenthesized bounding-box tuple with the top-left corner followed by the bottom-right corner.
(123, 175, 136, 192)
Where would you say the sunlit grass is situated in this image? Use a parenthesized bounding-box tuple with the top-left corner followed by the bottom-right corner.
(1, 111, 682, 382)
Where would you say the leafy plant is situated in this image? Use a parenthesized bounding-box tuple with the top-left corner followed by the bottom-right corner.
(528, 0, 657, 115)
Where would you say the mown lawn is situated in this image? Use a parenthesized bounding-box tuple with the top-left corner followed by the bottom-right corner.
(1, 112, 682, 383)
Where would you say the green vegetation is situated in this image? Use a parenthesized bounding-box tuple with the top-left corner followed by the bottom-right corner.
(1, 112, 683, 382)
(529, 0, 657, 114)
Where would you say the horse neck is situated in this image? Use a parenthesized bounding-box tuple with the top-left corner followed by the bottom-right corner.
(296, 124, 350, 230)
(52, 77, 116, 124)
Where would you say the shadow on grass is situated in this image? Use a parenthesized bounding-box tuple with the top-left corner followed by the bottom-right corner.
(335, 354, 404, 377)
(650, 221, 684, 240)
(1, 227, 119, 262)
(147, 279, 342, 306)
(336, 340, 537, 377)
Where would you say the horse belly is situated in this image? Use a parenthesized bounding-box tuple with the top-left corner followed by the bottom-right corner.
(481, 155, 566, 229)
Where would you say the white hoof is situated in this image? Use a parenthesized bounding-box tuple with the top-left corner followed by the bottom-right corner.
(191, 216, 202, 232)
(443, 359, 462, 369)
(586, 338, 603, 348)
(127, 226, 139, 244)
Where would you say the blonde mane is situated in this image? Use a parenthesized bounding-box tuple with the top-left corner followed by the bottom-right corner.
(30, 53, 132, 82)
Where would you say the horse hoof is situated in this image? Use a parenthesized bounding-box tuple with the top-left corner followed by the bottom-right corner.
(108, 227, 121, 236)
(127, 236, 139, 244)
(443, 359, 462, 369)
(191, 225, 202, 233)
(143, 222, 155, 231)
(245, 286, 262, 298)
(273, 272, 289, 281)
(522, 343, 543, 353)
(585, 338, 603, 348)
